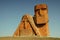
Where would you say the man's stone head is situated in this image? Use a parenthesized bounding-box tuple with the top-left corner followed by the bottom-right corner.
(34, 4, 48, 24)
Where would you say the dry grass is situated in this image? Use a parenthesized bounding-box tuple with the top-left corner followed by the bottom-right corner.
(0, 36, 60, 40)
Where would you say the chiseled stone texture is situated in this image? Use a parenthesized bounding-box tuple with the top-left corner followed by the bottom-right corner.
(13, 4, 49, 37)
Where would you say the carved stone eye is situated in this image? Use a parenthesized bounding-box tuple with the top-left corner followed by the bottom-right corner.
(35, 9, 40, 12)
(41, 8, 47, 10)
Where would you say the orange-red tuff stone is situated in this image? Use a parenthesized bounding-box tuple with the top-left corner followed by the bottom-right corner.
(34, 4, 49, 36)
(13, 4, 49, 37)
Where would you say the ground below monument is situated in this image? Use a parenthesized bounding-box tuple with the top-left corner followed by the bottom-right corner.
(0, 36, 60, 40)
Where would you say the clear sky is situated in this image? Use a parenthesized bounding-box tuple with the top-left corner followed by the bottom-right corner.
(0, 0, 60, 37)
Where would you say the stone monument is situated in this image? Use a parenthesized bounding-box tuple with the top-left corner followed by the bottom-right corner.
(13, 4, 49, 37)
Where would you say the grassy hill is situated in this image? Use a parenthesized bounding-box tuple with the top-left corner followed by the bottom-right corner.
(0, 36, 60, 40)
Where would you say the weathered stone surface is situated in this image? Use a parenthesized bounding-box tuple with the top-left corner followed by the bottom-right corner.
(34, 4, 49, 36)
(34, 4, 48, 24)
(13, 4, 49, 37)
(14, 15, 35, 36)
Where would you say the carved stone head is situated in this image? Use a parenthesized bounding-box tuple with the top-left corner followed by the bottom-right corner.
(34, 4, 48, 24)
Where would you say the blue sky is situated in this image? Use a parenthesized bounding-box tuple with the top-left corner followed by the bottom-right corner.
(0, 0, 60, 37)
